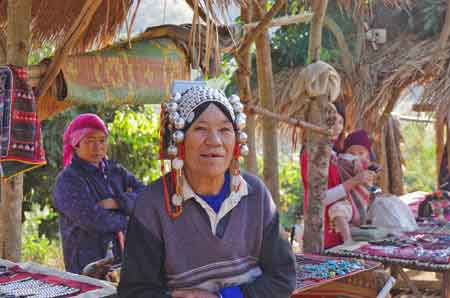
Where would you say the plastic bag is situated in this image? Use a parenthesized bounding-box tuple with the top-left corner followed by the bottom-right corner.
(367, 193, 418, 232)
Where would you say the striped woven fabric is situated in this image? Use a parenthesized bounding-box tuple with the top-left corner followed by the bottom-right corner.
(0, 65, 46, 178)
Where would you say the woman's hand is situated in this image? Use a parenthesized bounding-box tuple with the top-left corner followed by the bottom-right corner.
(97, 198, 120, 210)
(343, 170, 376, 191)
(171, 289, 220, 298)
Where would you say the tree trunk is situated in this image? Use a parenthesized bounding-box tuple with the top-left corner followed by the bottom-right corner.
(303, 0, 330, 253)
(303, 96, 333, 253)
(0, 0, 32, 262)
(308, 0, 328, 63)
(237, 5, 258, 175)
(255, 5, 279, 205)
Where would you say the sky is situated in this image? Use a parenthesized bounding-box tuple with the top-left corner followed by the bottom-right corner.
(127, 0, 239, 35)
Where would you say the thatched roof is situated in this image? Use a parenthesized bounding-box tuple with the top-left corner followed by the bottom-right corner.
(0, 0, 243, 53)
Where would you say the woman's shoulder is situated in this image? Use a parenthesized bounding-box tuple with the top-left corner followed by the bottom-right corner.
(133, 177, 166, 214)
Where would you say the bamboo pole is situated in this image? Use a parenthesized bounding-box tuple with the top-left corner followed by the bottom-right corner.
(436, 115, 445, 188)
(36, 0, 103, 97)
(303, 0, 329, 254)
(242, 12, 313, 29)
(255, 0, 280, 205)
(0, 0, 32, 262)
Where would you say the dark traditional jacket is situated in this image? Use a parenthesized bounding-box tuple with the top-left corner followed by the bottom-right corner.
(118, 172, 296, 298)
(53, 155, 145, 273)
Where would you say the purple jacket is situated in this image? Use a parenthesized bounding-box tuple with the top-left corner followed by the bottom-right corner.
(53, 155, 146, 274)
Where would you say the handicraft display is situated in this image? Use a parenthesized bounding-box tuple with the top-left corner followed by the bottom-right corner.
(295, 254, 378, 290)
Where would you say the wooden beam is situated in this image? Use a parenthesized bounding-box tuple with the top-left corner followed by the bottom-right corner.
(0, 0, 32, 263)
(412, 103, 435, 112)
(236, 0, 287, 57)
(36, 0, 103, 97)
(237, 5, 258, 175)
(246, 104, 331, 136)
(242, 12, 313, 29)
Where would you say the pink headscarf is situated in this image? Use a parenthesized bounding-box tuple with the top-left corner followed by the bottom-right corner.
(63, 113, 108, 167)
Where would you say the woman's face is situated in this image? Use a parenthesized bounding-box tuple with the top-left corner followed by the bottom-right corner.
(75, 130, 108, 165)
(184, 104, 236, 180)
(331, 113, 344, 141)
(346, 144, 370, 163)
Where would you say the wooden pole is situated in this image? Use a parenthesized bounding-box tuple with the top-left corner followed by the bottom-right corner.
(236, 5, 258, 174)
(0, 0, 32, 262)
(308, 0, 328, 63)
(236, 0, 286, 57)
(303, 0, 329, 254)
(254, 1, 280, 205)
(303, 96, 334, 253)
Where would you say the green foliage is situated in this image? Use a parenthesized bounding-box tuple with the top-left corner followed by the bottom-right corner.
(410, 0, 447, 38)
(22, 204, 62, 268)
(108, 105, 161, 184)
(256, 155, 303, 229)
(401, 122, 436, 192)
(271, 1, 355, 71)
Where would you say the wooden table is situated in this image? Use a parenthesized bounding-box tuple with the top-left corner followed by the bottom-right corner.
(292, 254, 391, 298)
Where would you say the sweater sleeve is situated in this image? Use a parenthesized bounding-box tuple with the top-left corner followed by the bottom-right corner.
(111, 165, 146, 216)
(53, 172, 128, 233)
(240, 182, 296, 298)
(118, 215, 169, 298)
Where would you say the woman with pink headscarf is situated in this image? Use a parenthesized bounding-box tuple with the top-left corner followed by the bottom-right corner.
(53, 113, 145, 274)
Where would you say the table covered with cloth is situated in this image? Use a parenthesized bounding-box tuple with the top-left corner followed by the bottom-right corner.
(0, 258, 115, 298)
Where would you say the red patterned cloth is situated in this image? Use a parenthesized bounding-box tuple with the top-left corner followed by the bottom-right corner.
(0, 265, 100, 296)
(0, 65, 46, 178)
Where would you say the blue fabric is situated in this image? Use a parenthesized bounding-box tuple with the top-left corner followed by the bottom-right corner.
(53, 154, 145, 274)
(199, 172, 230, 213)
(219, 286, 244, 298)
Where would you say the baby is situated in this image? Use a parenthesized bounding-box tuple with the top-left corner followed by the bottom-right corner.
(329, 129, 379, 244)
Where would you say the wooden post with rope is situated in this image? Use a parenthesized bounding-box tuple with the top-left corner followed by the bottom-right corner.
(303, 0, 330, 254)
(0, 0, 32, 262)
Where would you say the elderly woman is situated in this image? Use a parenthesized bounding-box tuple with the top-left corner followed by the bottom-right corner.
(118, 87, 296, 298)
(53, 113, 145, 274)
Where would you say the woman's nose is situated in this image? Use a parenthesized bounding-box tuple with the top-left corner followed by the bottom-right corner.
(205, 130, 222, 145)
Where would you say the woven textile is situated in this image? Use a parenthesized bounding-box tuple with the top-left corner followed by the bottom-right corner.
(0, 65, 46, 178)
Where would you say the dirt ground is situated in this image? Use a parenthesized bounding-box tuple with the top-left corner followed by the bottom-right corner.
(391, 270, 443, 298)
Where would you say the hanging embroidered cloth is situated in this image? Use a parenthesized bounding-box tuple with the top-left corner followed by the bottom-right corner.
(0, 65, 46, 178)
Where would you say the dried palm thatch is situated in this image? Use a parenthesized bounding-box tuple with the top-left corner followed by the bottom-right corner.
(0, 0, 135, 52)
(0, 0, 244, 53)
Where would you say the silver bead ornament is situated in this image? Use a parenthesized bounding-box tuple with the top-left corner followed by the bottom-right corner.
(233, 102, 244, 113)
(167, 102, 178, 113)
(168, 145, 178, 157)
(235, 114, 247, 130)
(172, 193, 184, 206)
(240, 144, 249, 156)
(172, 158, 184, 170)
(229, 94, 241, 105)
(174, 116, 186, 129)
(173, 130, 185, 143)
(169, 112, 180, 123)
(173, 92, 182, 102)
(238, 131, 248, 144)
